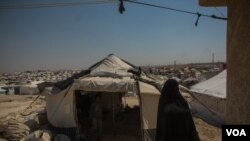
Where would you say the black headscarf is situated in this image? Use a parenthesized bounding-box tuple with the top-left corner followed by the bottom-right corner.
(155, 79, 200, 141)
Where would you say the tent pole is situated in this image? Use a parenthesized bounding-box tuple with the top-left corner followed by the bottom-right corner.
(124, 95, 127, 108)
(74, 92, 81, 141)
(112, 93, 115, 124)
(136, 79, 144, 141)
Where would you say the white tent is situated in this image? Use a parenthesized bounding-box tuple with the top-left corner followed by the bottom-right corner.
(191, 70, 226, 98)
(0, 87, 6, 95)
(190, 70, 227, 125)
(20, 81, 43, 95)
(42, 54, 164, 141)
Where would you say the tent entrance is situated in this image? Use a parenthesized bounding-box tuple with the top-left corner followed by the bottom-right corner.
(75, 90, 141, 141)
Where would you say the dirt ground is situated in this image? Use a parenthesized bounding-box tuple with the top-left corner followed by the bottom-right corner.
(0, 95, 45, 119)
(124, 96, 222, 141)
(0, 95, 221, 141)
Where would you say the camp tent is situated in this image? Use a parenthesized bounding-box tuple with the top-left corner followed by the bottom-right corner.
(190, 70, 226, 125)
(20, 81, 43, 95)
(42, 54, 165, 141)
(0, 87, 6, 95)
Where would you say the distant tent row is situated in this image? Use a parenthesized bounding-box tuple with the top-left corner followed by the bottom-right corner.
(190, 70, 227, 125)
(1, 81, 43, 95)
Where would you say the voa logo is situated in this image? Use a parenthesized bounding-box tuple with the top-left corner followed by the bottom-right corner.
(226, 129, 247, 136)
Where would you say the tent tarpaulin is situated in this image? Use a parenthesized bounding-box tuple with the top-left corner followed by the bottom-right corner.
(20, 81, 44, 95)
(0, 87, 6, 94)
(189, 70, 227, 125)
(73, 77, 135, 93)
(42, 54, 166, 141)
(139, 82, 160, 141)
(90, 54, 134, 77)
(45, 86, 76, 127)
(190, 70, 226, 98)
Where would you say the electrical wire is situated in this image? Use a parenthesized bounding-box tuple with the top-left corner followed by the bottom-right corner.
(0, 0, 227, 25)
(0, 0, 116, 9)
(123, 0, 227, 21)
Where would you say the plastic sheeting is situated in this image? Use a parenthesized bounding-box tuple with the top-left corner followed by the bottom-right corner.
(44, 77, 136, 128)
(190, 70, 226, 98)
(189, 70, 227, 125)
(90, 54, 134, 77)
(139, 82, 160, 96)
(20, 81, 44, 95)
(42, 54, 165, 140)
(74, 77, 135, 93)
(0, 87, 6, 94)
(20, 86, 39, 95)
(140, 82, 160, 141)
(44, 87, 77, 128)
(189, 93, 226, 125)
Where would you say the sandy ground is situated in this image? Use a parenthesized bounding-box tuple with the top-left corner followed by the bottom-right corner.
(124, 96, 222, 141)
(0, 95, 45, 118)
(194, 117, 221, 141)
(0, 95, 221, 141)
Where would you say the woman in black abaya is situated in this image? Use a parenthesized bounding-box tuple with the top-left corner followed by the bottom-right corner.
(155, 79, 200, 141)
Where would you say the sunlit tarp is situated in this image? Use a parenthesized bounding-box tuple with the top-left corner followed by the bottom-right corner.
(190, 70, 226, 98)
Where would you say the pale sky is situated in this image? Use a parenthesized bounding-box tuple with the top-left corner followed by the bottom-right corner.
(0, 0, 227, 72)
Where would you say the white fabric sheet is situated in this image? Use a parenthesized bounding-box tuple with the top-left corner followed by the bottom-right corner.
(190, 70, 226, 98)
(90, 54, 134, 77)
(74, 77, 135, 93)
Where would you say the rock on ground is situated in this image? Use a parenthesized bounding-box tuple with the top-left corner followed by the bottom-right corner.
(21, 130, 52, 141)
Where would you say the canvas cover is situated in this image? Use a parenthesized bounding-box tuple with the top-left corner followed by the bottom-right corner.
(43, 54, 166, 141)
(190, 70, 226, 98)
(0, 87, 6, 94)
(20, 81, 43, 95)
(140, 82, 160, 129)
(89, 54, 134, 77)
(139, 82, 160, 141)
(189, 70, 227, 125)
(20, 86, 39, 95)
(44, 78, 133, 128)
(44, 86, 76, 127)
(73, 77, 135, 93)
(189, 93, 226, 125)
